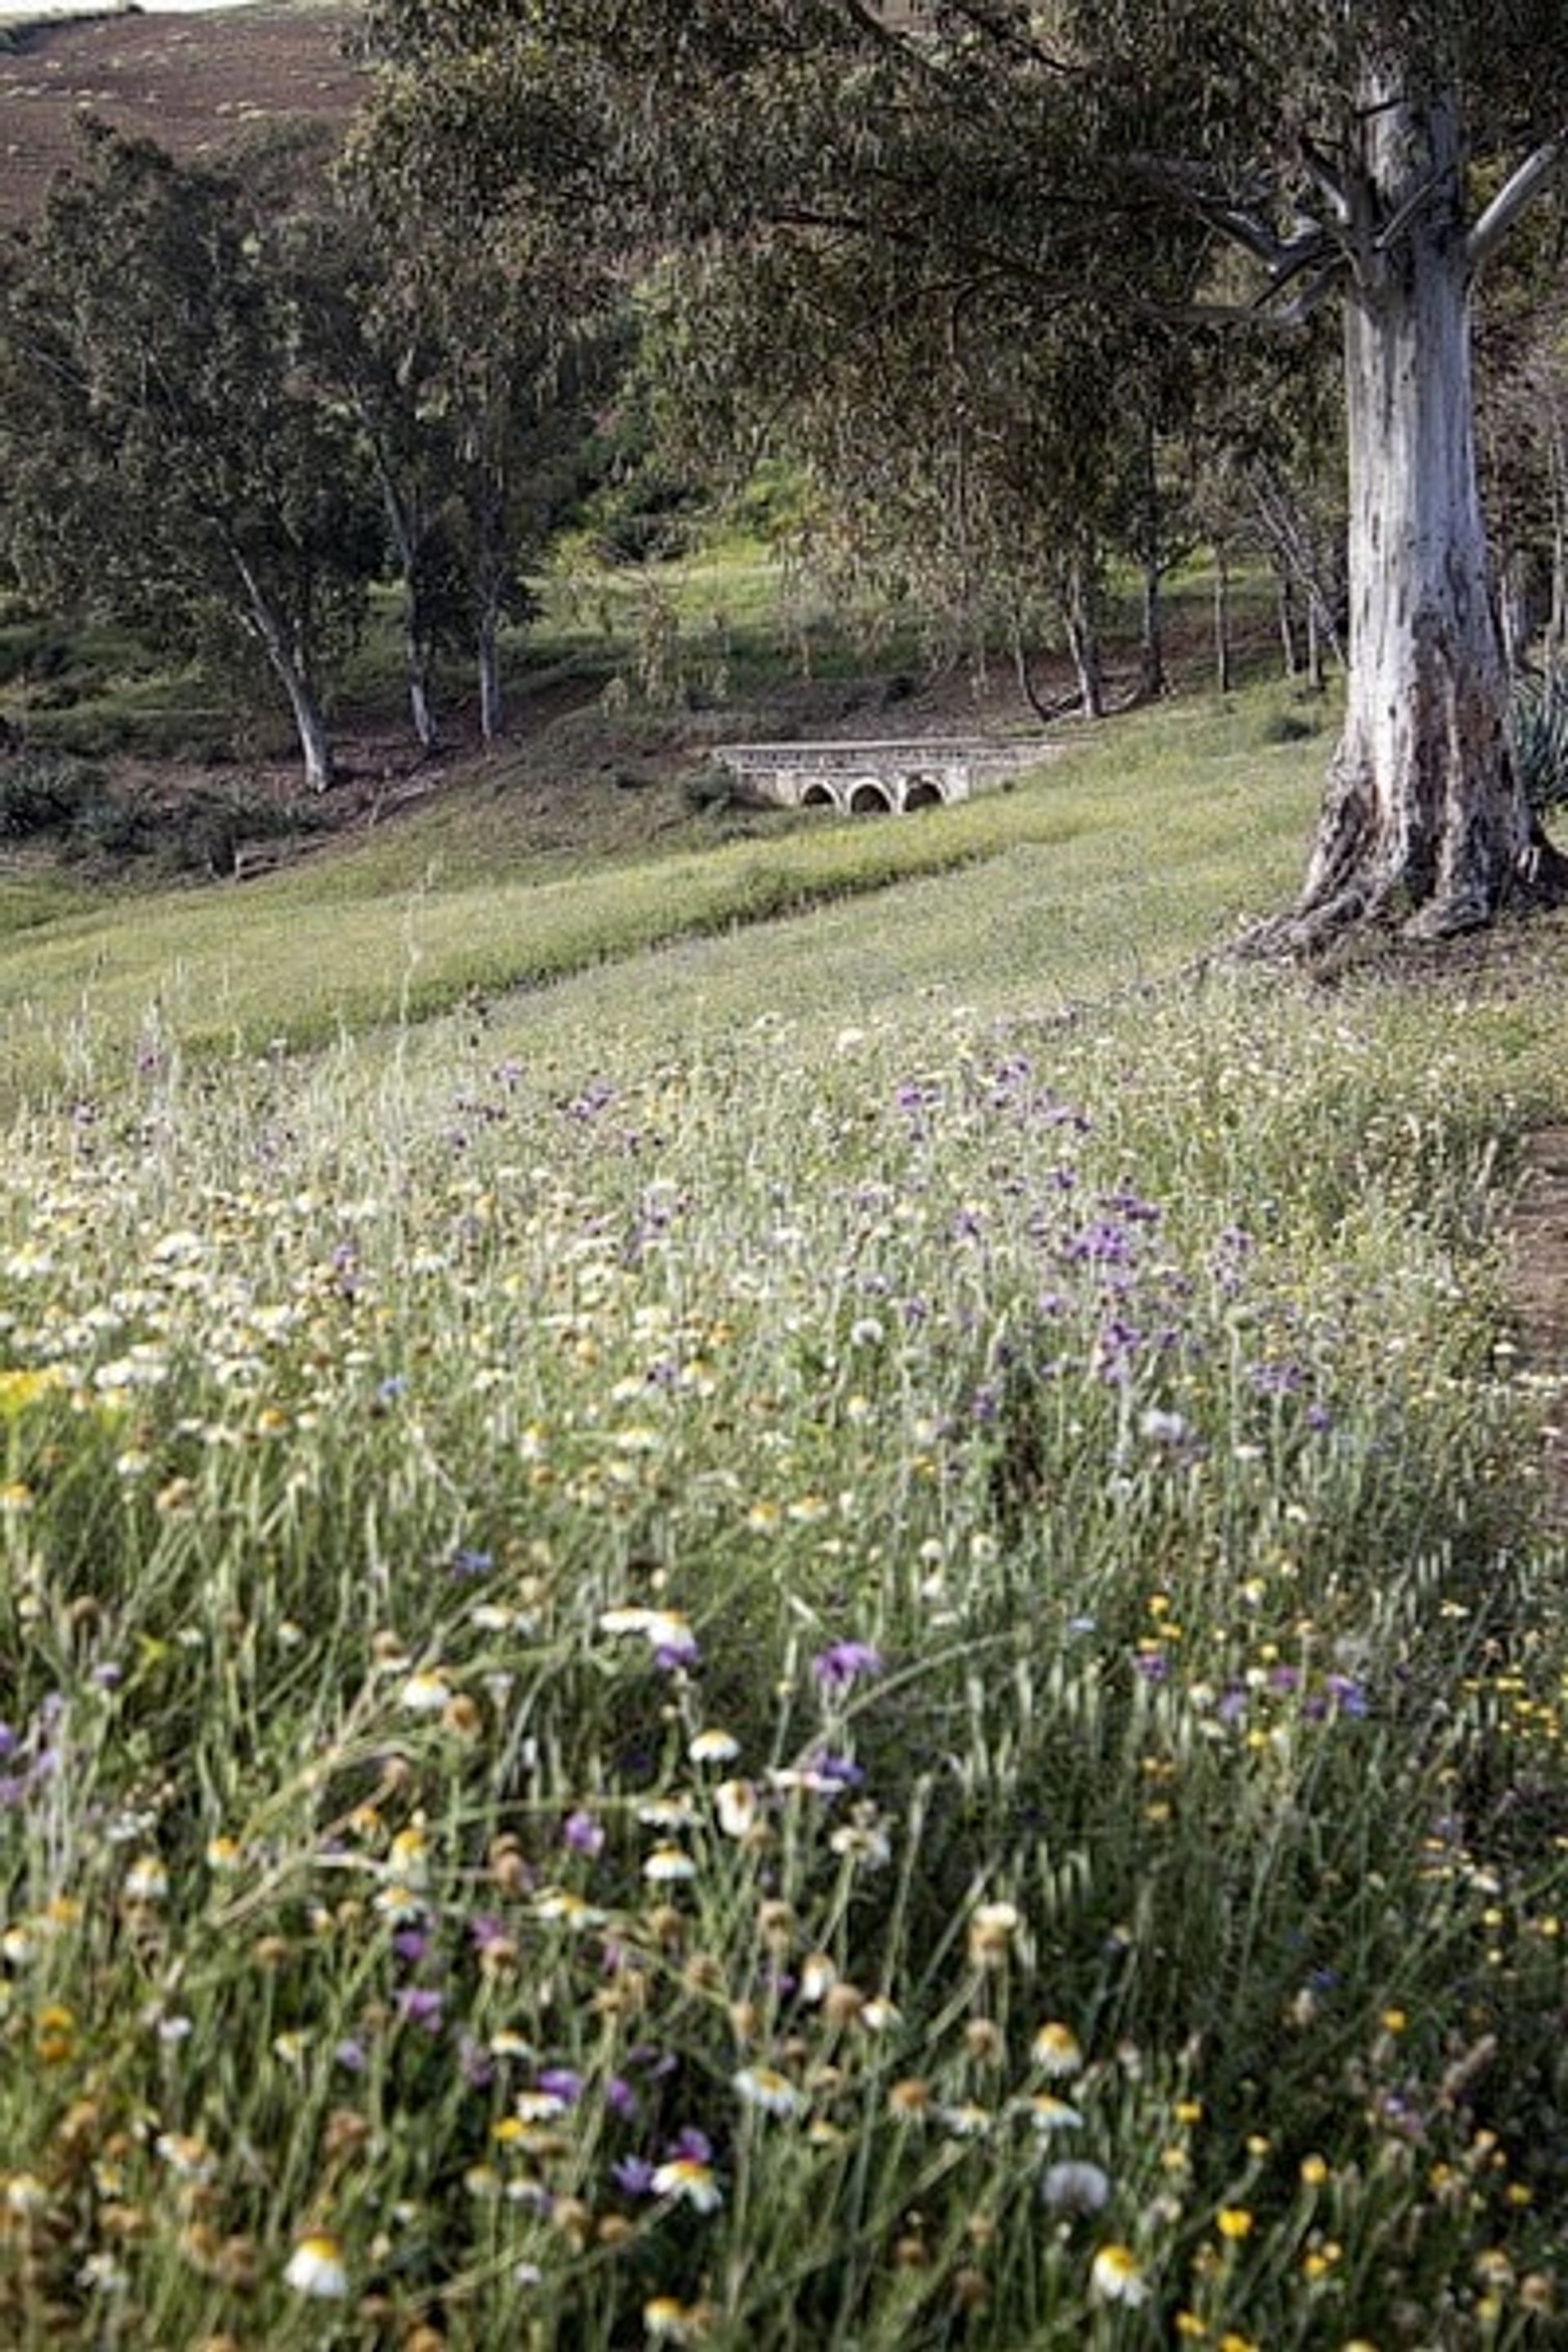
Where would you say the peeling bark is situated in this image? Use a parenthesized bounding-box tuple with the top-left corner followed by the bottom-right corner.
(1285, 73, 1568, 944)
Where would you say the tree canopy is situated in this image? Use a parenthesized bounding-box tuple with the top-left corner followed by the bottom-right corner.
(363, 0, 1568, 938)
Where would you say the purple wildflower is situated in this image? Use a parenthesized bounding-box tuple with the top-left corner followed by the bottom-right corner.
(612, 2155, 656, 2197)
(394, 1987, 445, 2034)
(563, 1809, 606, 1856)
(459, 2035, 497, 2089)
(812, 1640, 884, 1695)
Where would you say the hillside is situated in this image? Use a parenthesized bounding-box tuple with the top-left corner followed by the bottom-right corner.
(0, 0, 363, 220)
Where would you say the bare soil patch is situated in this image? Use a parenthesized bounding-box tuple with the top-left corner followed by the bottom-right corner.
(0, 2, 363, 221)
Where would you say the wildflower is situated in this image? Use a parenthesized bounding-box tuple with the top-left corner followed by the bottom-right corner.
(204, 1836, 242, 1872)
(829, 1813, 890, 1864)
(394, 1987, 445, 2034)
(1300, 2154, 1330, 2188)
(1040, 2160, 1110, 2215)
(399, 1671, 453, 1714)
(534, 1887, 604, 1927)
(387, 1826, 430, 1884)
(1017, 2094, 1084, 2132)
(650, 2155, 722, 2213)
(1032, 2021, 1085, 2078)
(563, 1808, 605, 1855)
(1216, 2207, 1254, 2241)
(638, 1796, 699, 1832)
(1089, 2243, 1148, 2305)
(688, 1728, 741, 1766)
(715, 1780, 759, 1838)
(155, 2133, 216, 2181)
(599, 1606, 700, 1666)
(859, 1996, 901, 2034)
(812, 1639, 884, 1694)
(733, 2065, 802, 2117)
(372, 1884, 426, 1927)
(643, 1845, 697, 1884)
(939, 2101, 993, 2139)
(35, 2006, 77, 2064)
(122, 1855, 169, 1905)
(968, 1900, 1021, 1962)
(283, 2234, 349, 2298)
(800, 1952, 838, 2002)
(887, 2078, 932, 2119)
(644, 2298, 708, 2344)
(515, 2089, 569, 2124)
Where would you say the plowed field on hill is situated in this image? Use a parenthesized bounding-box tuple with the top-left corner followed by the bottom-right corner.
(0, 3, 363, 218)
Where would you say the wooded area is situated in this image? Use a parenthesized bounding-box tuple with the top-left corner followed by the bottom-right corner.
(2, 0, 1568, 938)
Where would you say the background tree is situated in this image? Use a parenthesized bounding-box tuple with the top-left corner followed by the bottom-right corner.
(363, 0, 1568, 938)
(0, 129, 381, 789)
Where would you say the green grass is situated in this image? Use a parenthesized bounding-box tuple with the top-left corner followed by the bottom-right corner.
(2, 676, 1567, 2348)
(0, 684, 1323, 1112)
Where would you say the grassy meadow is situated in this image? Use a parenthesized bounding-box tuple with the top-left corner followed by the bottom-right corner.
(3, 670, 1568, 2347)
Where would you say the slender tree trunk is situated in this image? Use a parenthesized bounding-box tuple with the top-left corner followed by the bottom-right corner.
(1138, 557, 1165, 701)
(385, 491, 439, 752)
(477, 602, 504, 742)
(1305, 594, 1325, 696)
(1135, 422, 1167, 701)
(1059, 556, 1105, 718)
(1214, 546, 1232, 695)
(229, 543, 333, 791)
(406, 614, 439, 752)
(274, 658, 335, 794)
(1497, 548, 1533, 679)
(1549, 419, 1568, 661)
(1290, 77, 1566, 941)
(1277, 569, 1301, 677)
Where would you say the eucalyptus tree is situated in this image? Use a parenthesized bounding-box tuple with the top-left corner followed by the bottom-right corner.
(364, 0, 1568, 938)
(276, 194, 461, 751)
(0, 129, 380, 789)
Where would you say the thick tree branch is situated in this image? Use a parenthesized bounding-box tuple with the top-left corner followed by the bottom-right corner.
(1468, 134, 1567, 271)
(1296, 136, 1352, 229)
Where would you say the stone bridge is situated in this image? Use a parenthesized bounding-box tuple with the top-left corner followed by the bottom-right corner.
(711, 737, 1044, 816)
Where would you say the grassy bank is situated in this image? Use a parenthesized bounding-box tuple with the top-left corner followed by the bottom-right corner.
(0, 686, 1322, 1114)
(2, 691, 1567, 2347)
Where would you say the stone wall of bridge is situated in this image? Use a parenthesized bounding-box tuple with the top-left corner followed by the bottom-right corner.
(711, 737, 1042, 815)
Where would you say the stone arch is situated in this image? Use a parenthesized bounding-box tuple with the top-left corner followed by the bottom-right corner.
(849, 778, 893, 815)
(902, 776, 944, 811)
(800, 781, 838, 809)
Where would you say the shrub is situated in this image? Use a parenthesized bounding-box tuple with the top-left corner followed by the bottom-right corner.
(1508, 661, 1568, 811)
(0, 751, 98, 838)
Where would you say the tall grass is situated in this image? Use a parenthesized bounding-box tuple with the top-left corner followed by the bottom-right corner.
(0, 688, 1320, 1114)
(2, 697, 1567, 2347)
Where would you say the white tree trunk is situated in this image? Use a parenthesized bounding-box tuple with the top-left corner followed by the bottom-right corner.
(477, 604, 505, 742)
(226, 541, 334, 791)
(276, 662, 335, 795)
(1295, 79, 1559, 938)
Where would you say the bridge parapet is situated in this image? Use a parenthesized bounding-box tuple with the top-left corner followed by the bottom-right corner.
(712, 737, 1041, 815)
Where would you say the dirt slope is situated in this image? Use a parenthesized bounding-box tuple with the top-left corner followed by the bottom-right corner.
(0, 2, 364, 219)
